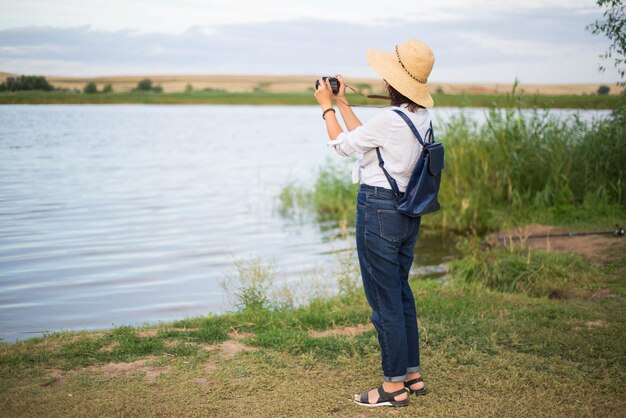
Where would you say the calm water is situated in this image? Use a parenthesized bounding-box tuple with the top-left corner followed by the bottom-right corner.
(0, 105, 610, 342)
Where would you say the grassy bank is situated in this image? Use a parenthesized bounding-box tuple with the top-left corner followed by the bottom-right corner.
(279, 100, 626, 234)
(0, 90, 622, 109)
(1, 241, 624, 417)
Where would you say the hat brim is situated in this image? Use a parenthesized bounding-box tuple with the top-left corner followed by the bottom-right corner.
(366, 48, 434, 108)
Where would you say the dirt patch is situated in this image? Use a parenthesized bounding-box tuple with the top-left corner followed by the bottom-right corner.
(45, 357, 171, 386)
(588, 288, 614, 300)
(309, 323, 374, 338)
(94, 358, 169, 382)
(228, 330, 255, 341)
(163, 339, 178, 348)
(574, 320, 607, 330)
(203, 361, 218, 373)
(489, 224, 625, 264)
(192, 377, 208, 388)
(99, 341, 120, 352)
(136, 330, 159, 338)
(218, 341, 258, 358)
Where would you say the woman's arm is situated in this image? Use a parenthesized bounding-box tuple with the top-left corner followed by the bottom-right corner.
(333, 75, 362, 131)
(314, 78, 343, 140)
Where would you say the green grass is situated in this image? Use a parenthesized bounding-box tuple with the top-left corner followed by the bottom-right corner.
(449, 239, 606, 298)
(0, 90, 622, 108)
(0, 251, 624, 416)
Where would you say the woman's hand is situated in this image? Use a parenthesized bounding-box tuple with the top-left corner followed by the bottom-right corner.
(334, 74, 346, 99)
(314, 78, 333, 110)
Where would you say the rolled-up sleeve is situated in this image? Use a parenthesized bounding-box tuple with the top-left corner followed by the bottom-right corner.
(327, 110, 392, 157)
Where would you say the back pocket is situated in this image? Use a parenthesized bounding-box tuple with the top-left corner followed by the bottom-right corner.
(377, 209, 409, 242)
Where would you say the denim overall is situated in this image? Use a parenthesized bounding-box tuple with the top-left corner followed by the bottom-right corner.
(356, 184, 421, 382)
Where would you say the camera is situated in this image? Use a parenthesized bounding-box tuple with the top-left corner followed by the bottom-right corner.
(315, 77, 340, 95)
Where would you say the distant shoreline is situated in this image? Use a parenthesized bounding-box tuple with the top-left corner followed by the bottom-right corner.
(1, 72, 623, 97)
(0, 90, 620, 109)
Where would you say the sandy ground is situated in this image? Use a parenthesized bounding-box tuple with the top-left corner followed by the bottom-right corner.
(489, 223, 626, 264)
(0, 72, 622, 95)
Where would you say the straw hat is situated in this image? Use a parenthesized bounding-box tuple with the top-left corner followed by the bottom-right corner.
(366, 39, 435, 108)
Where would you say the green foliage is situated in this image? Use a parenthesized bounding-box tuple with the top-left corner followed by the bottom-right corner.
(135, 78, 153, 91)
(449, 239, 604, 298)
(598, 84, 611, 95)
(279, 104, 625, 234)
(83, 81, 98, 94)
(0, 75, 53, 91)
(131, 78, 162, 93)
(587, 0, 626, 84)
(102, 83, 113, 93)
(184, 83, 193, 93)
(277, 158, 358, 227)
(432, 105, 626, 233)
(311, 159, 359, 225)
(220, 256, 280, 311)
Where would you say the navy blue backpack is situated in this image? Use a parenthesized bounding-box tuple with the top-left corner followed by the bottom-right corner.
(375, 109, 444, 217)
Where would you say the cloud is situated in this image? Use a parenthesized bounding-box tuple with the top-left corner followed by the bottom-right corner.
(0, 6, 620, 83)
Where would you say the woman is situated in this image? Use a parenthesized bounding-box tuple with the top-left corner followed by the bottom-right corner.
(314, 39, 435, 408)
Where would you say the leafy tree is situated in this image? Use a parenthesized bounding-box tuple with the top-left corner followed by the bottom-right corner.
(135, 78, 153, 91)
(185, 83, 193, 93)
(133, 78, 162, 92)
(83, 81, 98, 94)
(102, 83, 113, 93)
(587, 0, 626, 85)
(597, 84, 611, 94)
(0, 75, 54, 91)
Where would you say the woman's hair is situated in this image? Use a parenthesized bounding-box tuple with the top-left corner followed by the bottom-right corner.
(384, 80, 424, 112)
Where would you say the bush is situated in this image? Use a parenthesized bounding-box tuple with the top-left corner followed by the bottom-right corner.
(135, 78, 153, 91)
(597, 85, 611, 95)
(449, 239, 603, 298)
(185, 83, 193, 93)
(83, 81, 98, 94)
(0, 75, 54, 91)
(102, 83, 113, 93)
(132, 78, 162, 93)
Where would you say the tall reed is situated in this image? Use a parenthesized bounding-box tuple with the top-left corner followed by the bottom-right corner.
(434, 103, 625, 233)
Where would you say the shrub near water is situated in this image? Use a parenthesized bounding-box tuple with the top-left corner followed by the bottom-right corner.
(278, 158, 357, 227)
(434, 105, 625, 233)
(449, 239, 603, 298)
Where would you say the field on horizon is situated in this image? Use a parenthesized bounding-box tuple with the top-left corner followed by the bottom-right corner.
(1, 72, 623, 96)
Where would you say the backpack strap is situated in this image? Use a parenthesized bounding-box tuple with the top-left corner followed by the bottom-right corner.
(391, 109, 427, 146)
(376, 148, 402, 198)
(375, 109, 433, 198)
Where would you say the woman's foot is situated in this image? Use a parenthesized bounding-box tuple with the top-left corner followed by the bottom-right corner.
(353, 382, 408, 406)
(405, 372, 428, 395)
(405, 372, 425, 391)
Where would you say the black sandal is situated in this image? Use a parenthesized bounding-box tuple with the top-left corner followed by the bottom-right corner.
(405, 377, 428, 396)
(353, 385, 409, 407)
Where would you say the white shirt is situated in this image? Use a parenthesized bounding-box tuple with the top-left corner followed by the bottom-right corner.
(327, 104, 432, 193)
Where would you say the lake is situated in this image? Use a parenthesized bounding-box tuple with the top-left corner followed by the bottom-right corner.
(0, 104, 610, 342)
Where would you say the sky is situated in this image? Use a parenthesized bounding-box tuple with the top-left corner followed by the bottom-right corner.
(0, 0, 621, 83)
